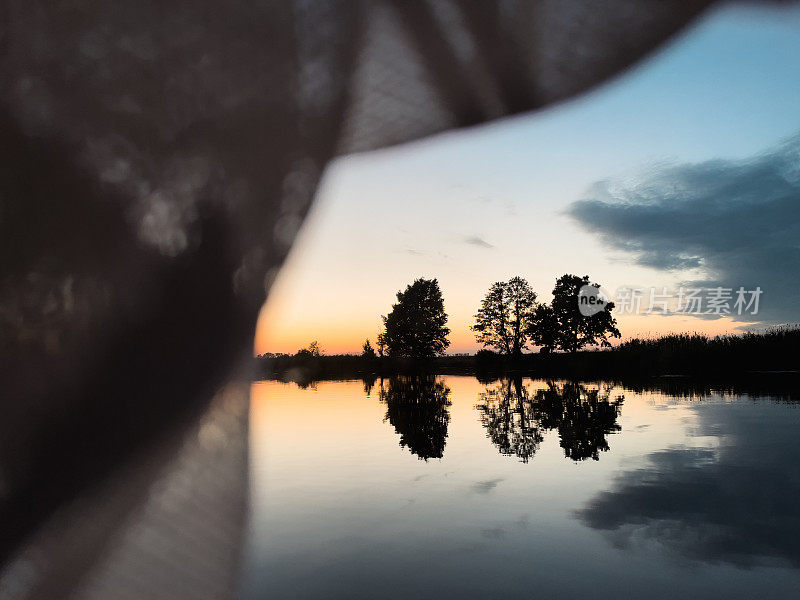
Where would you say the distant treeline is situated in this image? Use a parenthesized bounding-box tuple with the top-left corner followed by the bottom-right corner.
(255, 326, 800, 384)
(367, 274, 621, 359)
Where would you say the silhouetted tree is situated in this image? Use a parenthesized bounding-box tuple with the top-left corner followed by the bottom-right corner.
(379, 376, 452, 460)
(530, 304, 559, 354)
(546, 274, 620, 353)
(376, 332, 386, 357)
(381, 278, 450, 358)
(295, 340, 321, 359)
(362, 338, 376, 358)
(472, 277, 538, 358)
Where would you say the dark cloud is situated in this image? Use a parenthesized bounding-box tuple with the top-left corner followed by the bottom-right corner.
(575, 401, 800, 568)
(464, 235, 495, 249)
(567, 134, 800, 324)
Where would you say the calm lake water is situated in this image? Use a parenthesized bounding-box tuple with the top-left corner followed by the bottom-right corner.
(243, 376, 800, 599)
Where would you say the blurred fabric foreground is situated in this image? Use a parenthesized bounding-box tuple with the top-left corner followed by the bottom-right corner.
(0, 0, 761, 597)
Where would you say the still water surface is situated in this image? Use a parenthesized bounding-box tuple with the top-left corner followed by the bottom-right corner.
(244, 376, 800, 599)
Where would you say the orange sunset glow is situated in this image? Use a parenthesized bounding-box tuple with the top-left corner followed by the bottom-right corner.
(251, 2, 797, 357)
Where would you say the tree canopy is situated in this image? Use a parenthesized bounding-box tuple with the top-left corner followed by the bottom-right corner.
(540, 274, 621, 353)
(295, 340, 321, 358)
(381, 278, 450, 358)
(472, 277, 538, 357)
(361, 338, 376, 358)
(530, 303, 559, 354)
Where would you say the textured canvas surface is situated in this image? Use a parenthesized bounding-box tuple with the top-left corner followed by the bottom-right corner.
(0, 1, 720, 597)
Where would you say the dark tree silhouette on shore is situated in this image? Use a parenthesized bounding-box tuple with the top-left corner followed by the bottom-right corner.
(477, 379, 624, 462)
(530, 304, 559, 354)
(472, 277, 538, 358)
(536, 274, 620, 353)
(381, 278, 450, 358)
(362, 338, 376, 358)
(376, 332, 386, 357)
(379, 376, 452, 460)
(295, 340, 322, 358)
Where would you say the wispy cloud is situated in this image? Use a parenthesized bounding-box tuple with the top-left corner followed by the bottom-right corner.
(567, 133, 800, 324)
(464, 235, 495, 249)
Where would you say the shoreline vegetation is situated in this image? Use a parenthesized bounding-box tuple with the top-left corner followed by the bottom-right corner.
(256, 274, 799, 390)
(255, 327, 800, 388)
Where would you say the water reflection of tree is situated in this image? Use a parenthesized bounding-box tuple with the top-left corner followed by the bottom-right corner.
(476, 379, 544, 462)
(477, 379, 623, 462)
(379, 376, 452, 460)
(362, 375, 377, 396)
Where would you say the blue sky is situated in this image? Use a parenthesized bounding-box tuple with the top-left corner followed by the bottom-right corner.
(256, 2, 800, 354)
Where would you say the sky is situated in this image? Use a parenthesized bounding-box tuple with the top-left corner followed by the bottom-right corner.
(255, 2, 800, 355)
